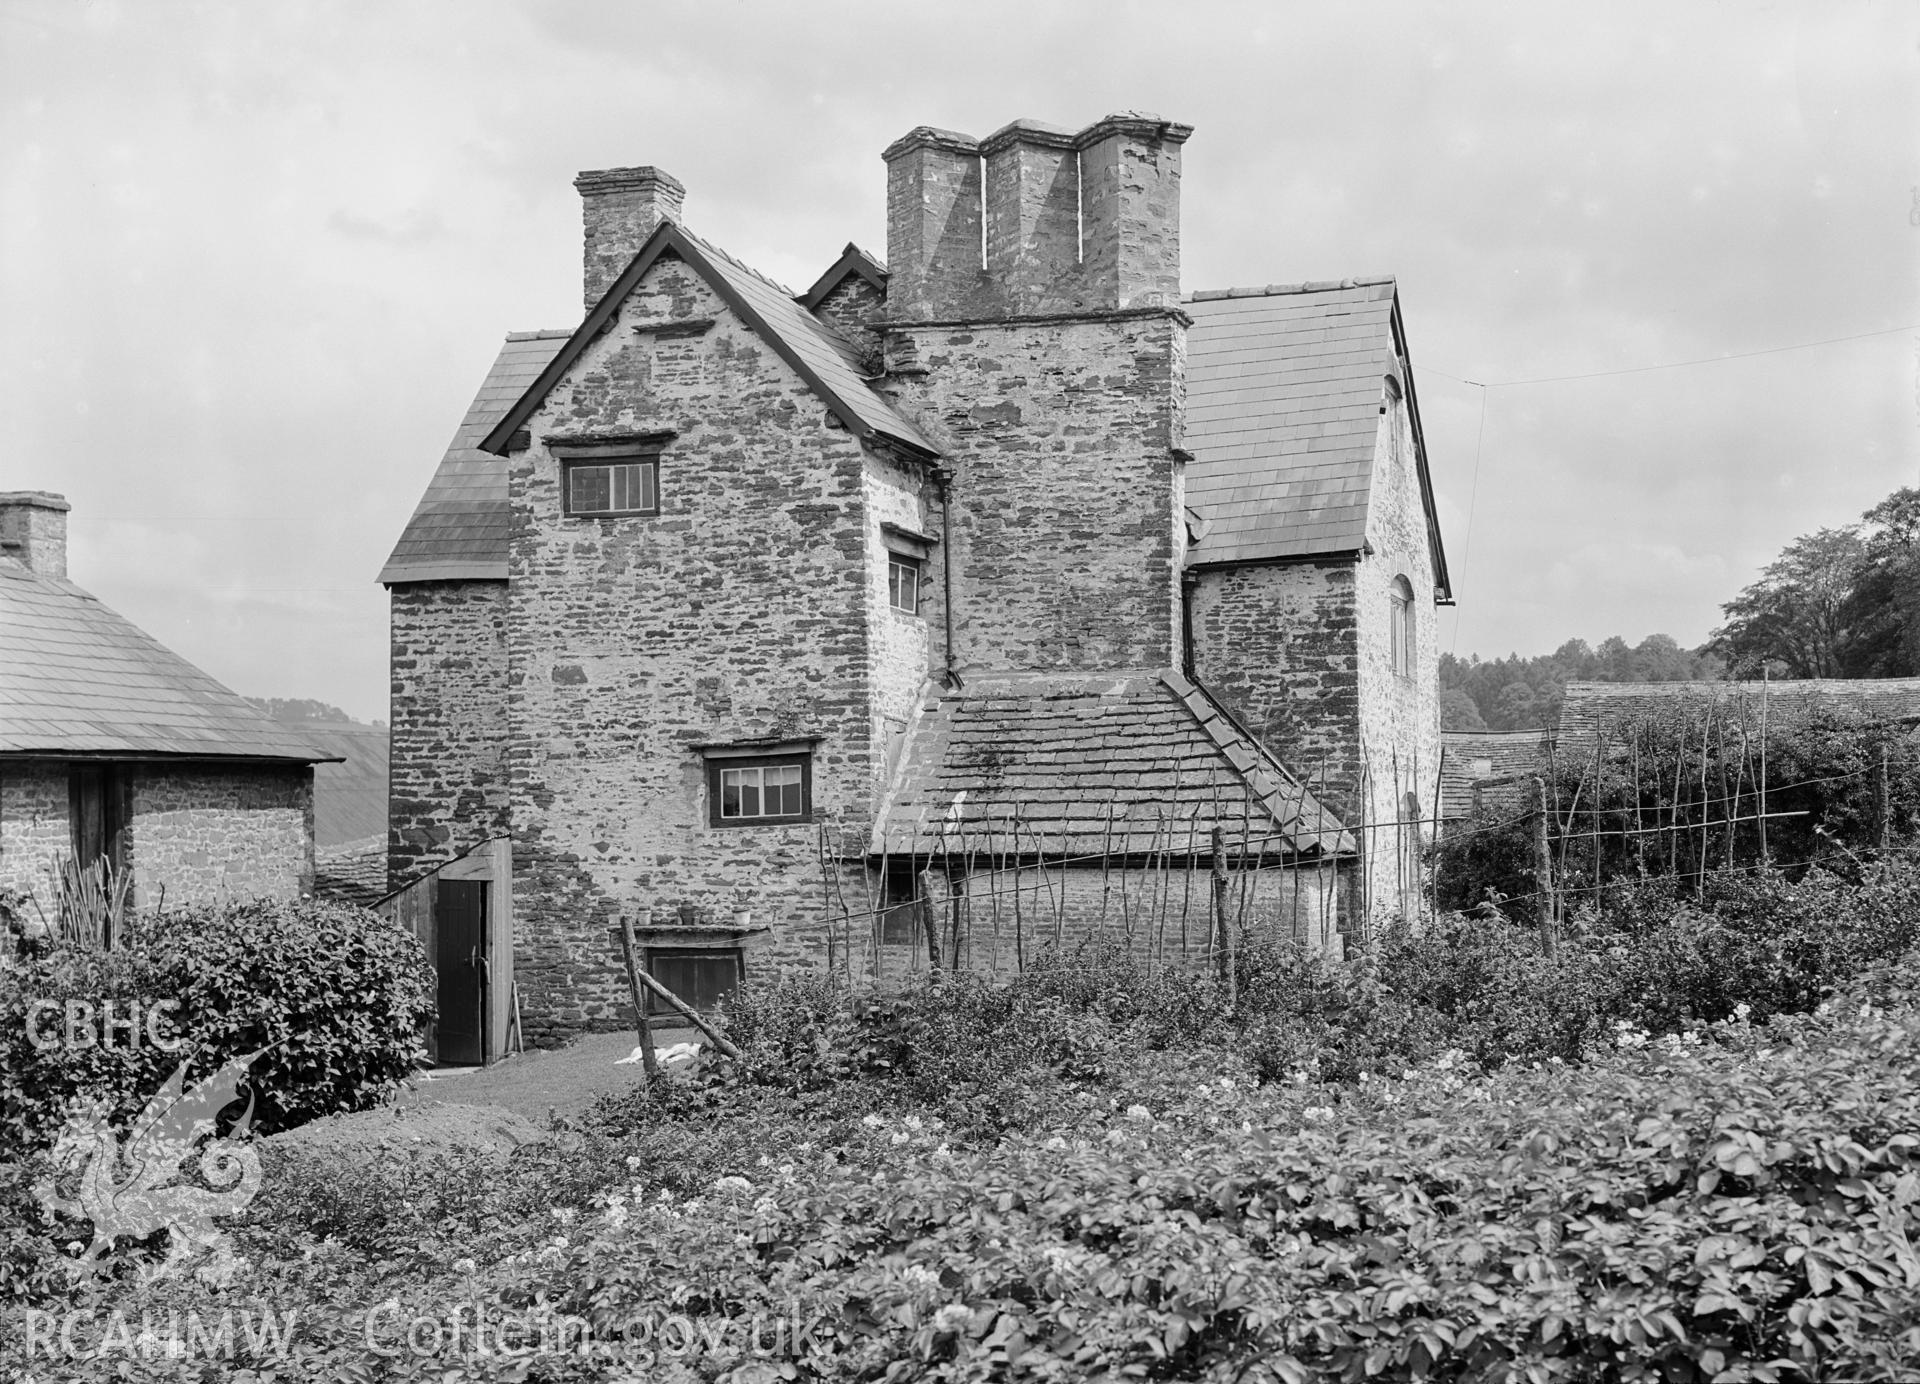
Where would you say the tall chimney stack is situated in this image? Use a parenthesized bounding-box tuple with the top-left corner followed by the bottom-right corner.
(574, 165, 686, 313)
(0, 491, 69, 579)
(882, 127, 984, 322)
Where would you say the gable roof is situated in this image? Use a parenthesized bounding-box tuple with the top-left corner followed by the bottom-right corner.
(1558, 679, 1920, 746)
(0, 560, 337, 762)
(1182, 278, 1451, 598)
(479, 221, 937, 460)
(800, 242, 888, 309)
(1438, 728, 1552, 822)
(875, 669, 1352, 859)
(379, 330, 569, 585)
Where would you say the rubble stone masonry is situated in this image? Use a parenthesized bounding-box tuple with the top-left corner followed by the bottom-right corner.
(388, 580, 511, 892)
(0, 762, 71, 916)
(880, 312, 1185, 676)
(124, 765, 313, 908)
(507, 257, 896, 1042)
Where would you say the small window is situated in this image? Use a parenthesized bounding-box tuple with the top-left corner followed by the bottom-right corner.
(879, 859, 924, 945)
(888, 554, 922, 614)
(707, 753, 811, 826)
(645, 948, 742, 1018)
(1389, 576, 1415, 679)
(565, 457, 658, 517)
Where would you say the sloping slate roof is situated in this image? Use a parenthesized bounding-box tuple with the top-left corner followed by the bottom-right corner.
(313, 834, 388, 909)
(379, 331, 568, 584)
(1438, 729, 1552, 822)
(0, 560, 335, 761)
(1182, 279, 1397, 565)
(876, 669, 1352, 859)
(685, 228, 933, 454)
(301, 722, 390, 847)
(1559, 679, 1920, 745)
(477, 222, 936, 460)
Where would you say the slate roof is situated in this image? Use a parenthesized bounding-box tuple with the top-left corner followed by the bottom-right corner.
(875, 670, 1353, 859)
(477, 222, 937, 460)
(1438, 729, 1552, 823)
(1182, 278, 1449, 595)
(1558, 679, 1920, 745)
(301, 722, 390, 847)
(379, 331, 568, 584)
(0, 560, 336, 761)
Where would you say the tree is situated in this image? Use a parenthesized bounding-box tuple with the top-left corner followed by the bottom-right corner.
(1844, 487, 1920, 677)
(1711, 527, 1867, 678)
(1492, 681, 1543, 730)
(1440, 688, 1486, 731)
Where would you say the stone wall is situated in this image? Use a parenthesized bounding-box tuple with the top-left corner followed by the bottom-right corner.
(865, 453, 936, 797)
(1354, 384, 1442, 925)
(124, 764, 313, 908)
(507, 256, 886, 1043)
(880, 311, 1186, 677)
(388, 580, 511, 892)
(1188, 559, 1363, 817)
(0, 762, 71, 916)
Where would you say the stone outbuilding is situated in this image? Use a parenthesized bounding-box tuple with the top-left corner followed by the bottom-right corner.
(0, 491, 334, 919)
(381, 113, 1452, 1051)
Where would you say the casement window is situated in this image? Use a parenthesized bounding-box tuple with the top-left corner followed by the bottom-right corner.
(887, 554, 921, 614)
(564, 457, 658, 516)
(880, 521, 935, 618)
(551, 435, 672, 518)
(705, 751, 812, 826)
(1390, 576, 1415, 680)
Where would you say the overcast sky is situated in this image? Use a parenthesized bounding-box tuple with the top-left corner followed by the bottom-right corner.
(3, 0, 1916, 723)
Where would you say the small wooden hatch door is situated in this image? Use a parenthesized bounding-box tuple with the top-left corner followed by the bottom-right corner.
(433, 879, 489, 1066)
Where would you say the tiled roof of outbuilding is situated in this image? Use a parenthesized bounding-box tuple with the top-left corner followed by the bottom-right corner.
(314, 834, 389, 909)
(379, 331, 569, 584)
(1438, 729, 1552, 822)
(0, 560, 336, 761)
(875, 670, 1352, 859)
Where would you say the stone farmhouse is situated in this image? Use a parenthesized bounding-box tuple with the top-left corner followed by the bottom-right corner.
(0, 491, 331, 919)
(382, 113, 1451, 1052)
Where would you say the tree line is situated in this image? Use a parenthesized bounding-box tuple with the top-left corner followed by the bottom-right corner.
(1443, 484, 1920, 732)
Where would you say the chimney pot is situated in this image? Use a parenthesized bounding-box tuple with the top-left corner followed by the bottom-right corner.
(574, 165, 686, 313)
(0, 490, 70, 580)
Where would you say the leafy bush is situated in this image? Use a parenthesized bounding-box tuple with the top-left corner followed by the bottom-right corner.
(0, 896, 434, 1155)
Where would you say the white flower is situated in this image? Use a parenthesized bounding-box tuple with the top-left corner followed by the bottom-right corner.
(1125, 1104, 1152, 1121)
(932, 1303, 971, 1334)
(713, 1175, 753, 1194)
(452, 1257, 476, 1275)
(861, 1113, 886, 1128)
(553, 1208, 576, 1225)
(625, 1154, 643, 1170)
(900, 1264, 940, 1290)
(1217, 1076, 1234, 1091)
(1044, 1136, 1068, 1151)
(1733, 1002, 1752, 1022)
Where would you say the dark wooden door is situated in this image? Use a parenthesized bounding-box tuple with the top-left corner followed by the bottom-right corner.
(434, 880, 488, 1066)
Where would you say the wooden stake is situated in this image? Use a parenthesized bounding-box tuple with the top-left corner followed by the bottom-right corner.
(616, 914, 657, 1084)
(1532, 779, 1556, 959)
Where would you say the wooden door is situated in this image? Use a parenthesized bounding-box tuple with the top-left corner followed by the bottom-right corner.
(433, 879, 489, 1066)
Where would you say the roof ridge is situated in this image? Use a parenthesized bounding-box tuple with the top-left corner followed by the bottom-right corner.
(1186, 276, 1396, 303)
(506, 329, 575, 341)
(677, 223, 800, 298)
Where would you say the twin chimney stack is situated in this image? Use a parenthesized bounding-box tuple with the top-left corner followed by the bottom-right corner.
(884, 111, 1191, 321)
